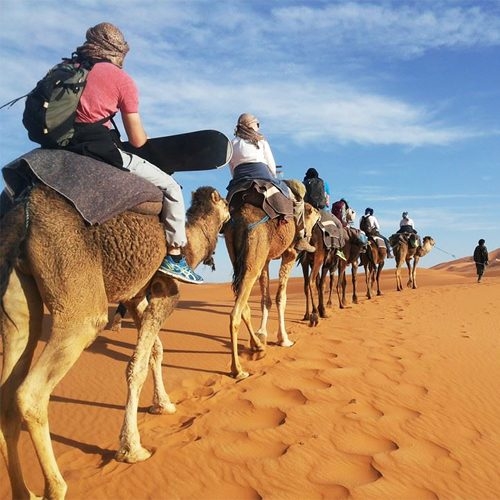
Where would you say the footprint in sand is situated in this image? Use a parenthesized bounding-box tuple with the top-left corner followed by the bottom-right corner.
(242, 383, 308, 409)
(211, 398, 287, 432)
(339, 399, 384, 421)
(331, 423, 398, 456)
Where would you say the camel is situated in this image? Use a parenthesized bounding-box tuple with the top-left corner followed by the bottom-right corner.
(0, 183, 229, 499)
(392, 235, 435, 291)
(328, 227, 365, 309)
(299, 221, 337, 326)
(301, 224, 365, 327)
(223, 182, 320, 380)
(360, 238, 387, 299)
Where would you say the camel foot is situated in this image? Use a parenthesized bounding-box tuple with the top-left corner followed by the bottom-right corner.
(232, 370, 250, 380)
(115, 444, 152, 463)
(250, 349, 266, 361)
(256, 332, 267, 345)
(279, 339, 294, 347)
(302, 313, 310, 321)
(148, 402, 176, 415)
(377, 291, 383, 296)
(110, 313, 122, 332)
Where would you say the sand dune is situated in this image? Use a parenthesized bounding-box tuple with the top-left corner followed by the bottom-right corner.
(1, 253, 500, 499)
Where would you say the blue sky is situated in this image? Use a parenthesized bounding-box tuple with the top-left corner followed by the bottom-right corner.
(1, 0, 499, 283)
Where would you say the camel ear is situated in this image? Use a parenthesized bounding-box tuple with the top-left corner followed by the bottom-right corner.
(211, 190, 221, 202)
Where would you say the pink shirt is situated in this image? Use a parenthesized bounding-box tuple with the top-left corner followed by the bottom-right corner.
(76, 62, 138, 128)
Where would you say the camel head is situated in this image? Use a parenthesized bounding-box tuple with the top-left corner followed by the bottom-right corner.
(418, 236, 435, 256)
(187, 186, 230, 228)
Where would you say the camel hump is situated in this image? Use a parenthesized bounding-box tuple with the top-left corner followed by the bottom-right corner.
(3, 149, 163, 225)
(129, 201, 162, 216)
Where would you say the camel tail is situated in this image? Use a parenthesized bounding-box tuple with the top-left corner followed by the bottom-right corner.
(0, 195, 28, 300)
(229, 220, 250, 296)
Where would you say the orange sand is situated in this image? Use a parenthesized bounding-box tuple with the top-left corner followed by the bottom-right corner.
(1, 250, 500, 499)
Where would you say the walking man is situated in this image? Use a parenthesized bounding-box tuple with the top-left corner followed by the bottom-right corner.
(473, 239, 489, 282)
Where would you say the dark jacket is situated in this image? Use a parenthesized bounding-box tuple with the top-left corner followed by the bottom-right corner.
(473, 245, 489, 265)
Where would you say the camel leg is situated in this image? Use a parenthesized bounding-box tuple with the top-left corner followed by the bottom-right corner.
(318, 265, 329, 319)
(255, 267, 272, 343)
(406, 259, 413, 288)
(116, 276, 179, 463)
(351, 262, 358, 304)
(121, 297, 175, 415)
(411, 257, 419, 289)
(148, 335, 176, 415)
(337, 260, 348, 308)
(301, 258, 311, 321)
(308, 252, 323, 326)
(376, 260, 385, 295)
(240, 302, 265, 354)
(363, 259, 372, 300)
(327, 266, 335, 306)
(230, 278, 258, 379)
(395, 262, 403, 291)
(1, 270, 43, 500)
(17, 299, 107, 500)
(275, 250, 295, 347)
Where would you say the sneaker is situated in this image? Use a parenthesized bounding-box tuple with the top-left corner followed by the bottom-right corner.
(158, 255, 204, 284)
(336, 249, 347, 261)
(295, 238, 316, 253)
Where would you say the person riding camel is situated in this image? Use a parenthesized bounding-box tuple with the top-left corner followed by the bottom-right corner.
(398, 211, 417, 234)
(228, 113, 315, 253)
(359, 207, 393, 258)
(65, 22, 203, 284)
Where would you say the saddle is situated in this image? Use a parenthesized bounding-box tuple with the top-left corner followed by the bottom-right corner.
(371, 235, 387, 249)
(226, 178, 294, 221)
(316, 211, 346, 250)
(1, 149, 163, 224)
(390, 232, 420, 248)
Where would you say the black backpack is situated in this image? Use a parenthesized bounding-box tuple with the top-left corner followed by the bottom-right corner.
(304, 177, 327, 209)
(24, 58, 94, 148)
(2, 56, 113, 148)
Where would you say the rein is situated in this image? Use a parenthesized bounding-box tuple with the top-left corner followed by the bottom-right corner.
(247, 215, 270, 231)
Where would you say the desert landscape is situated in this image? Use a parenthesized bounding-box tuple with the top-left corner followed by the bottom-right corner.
(1, 250, 499, 499)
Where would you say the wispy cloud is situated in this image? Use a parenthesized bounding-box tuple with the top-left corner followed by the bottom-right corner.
(271, 2, 500, 58)
(0, 0, 498, 150)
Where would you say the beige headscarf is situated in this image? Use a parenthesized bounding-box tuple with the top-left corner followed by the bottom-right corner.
(76, 22, 129, 68)
(234, 113, 265, 147)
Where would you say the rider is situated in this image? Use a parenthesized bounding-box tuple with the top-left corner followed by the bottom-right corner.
(398, 211, 417, 234)
(228, 113, 315, 253)
(360, 208, 393, 258)
(66, 22, 203, 284)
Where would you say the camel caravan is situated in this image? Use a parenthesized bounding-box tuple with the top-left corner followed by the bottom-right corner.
(0, 147, 434, 498)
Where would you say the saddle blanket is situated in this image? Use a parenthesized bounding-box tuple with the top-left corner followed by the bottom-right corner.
(318, 211, 345, 249)
(226, 178, 294, 220)
(390, 232, 420, 248)
(373, 235, 387, 248)
(1, 149, 163, 225)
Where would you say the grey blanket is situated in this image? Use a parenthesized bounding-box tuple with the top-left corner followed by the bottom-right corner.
(2, 149, 163, 225)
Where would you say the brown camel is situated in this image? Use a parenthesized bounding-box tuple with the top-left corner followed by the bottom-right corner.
(224, 182, 320, 380)
(0, 184, 229, 499)
(392, 235, 435, 291)
(301, 225, 365, 327)
(300, 220, 339, 326)
(328, 227, 366, 309)
(360, 238, 387, 299)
